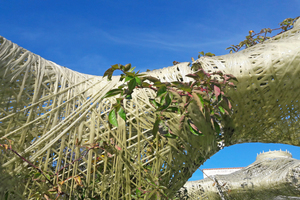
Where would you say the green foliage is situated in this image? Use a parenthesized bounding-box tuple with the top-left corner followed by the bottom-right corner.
(102, 62, 236, 140)
(102, 64, 146, 126)
(226, 16, 300, 53)
(1, 16, 298, 200)
(198, 51, 216, 58)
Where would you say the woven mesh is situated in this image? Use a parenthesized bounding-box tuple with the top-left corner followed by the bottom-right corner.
(182, 150, 300, 199)
(0, 37, 218, 199)
(198, 19, 300, 147)
(0, 19, 299, 199)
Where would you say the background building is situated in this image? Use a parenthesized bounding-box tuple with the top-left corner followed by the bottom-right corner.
(202, 167, 244, 179)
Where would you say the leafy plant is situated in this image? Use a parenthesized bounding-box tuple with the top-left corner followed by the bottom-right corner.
(103, 62, 236, 141)
(1, 16, 298, 200)
(226, 16, 300, 53)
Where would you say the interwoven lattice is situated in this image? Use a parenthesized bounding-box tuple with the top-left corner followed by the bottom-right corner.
(182, 150, 300, 199)
(198, 19, 300, 147)
(0, 19, 300, 199)
(0, 37, 218, 199)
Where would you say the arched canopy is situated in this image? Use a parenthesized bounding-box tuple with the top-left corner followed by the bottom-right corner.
(0, 19, 299, 199)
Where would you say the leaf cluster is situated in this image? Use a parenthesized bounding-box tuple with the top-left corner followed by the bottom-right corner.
(226, 16, 299, 53)
(102, 62, 236, 140)
(103, 63, 146, 127)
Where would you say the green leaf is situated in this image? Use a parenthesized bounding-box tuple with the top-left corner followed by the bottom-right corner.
(124, 63, 131, 71)
(34, 172, 42, 179)
(218, 106, 225, 114)
(109, 109, 118, 127)
(5, 191, 8, 200)
(225, 74, 238, 82)
(196, 69, 209, 79)
(129, 66, 136, 72)
(156, 85, 167, 97)
(223, 96, 232, 109)
(199, 51, 204, 56)
(101, 89, 123, 99)
(167, 106, 181, 114)
(103, 68, 114, 80)
(120, 74, 125, 81)
(218, 93, 222, 102)
(171, 81, 184, 87)
(142, 82, 150, 87)
(198, 94, 204, 108)
(214, 121, 220, 133)
(117, 106, 126, 121)
(116, 98, 123, 103)
(186, 73, 199, 79)
(157, 93, 172, 111)
(118, 84, 126, 89)
(136, 188, 142, 197)
(175, 82, 191, 93)
(152, 117, 161, 137)
(125, 72, 135, 77)
(111, 64, 119, 70)
(137, 73, 146, 77)
(163, 133, 178, 139)
(125, 76, 134, 82)
(144, 76, 160, 83)
(135, 77, 142, 86)
(119, 64, 125, 70)
(150, 99, 160, 108)
(45, 174, 51, 180)
(154, 82, 165, 87)
(205, 52, 215, 57)
(128, 78, 137, 91)
(188, 120, 203, 136)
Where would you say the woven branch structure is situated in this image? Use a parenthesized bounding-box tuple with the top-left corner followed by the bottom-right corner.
(0, 19, 300, 199)
(181, 150, 300, 199)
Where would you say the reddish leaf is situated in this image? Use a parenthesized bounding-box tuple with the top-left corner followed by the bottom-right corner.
(115, 145, 121, 151)
(188, 120, 203, 136)
(223, 96, 232, 109)
(107, 152, 113, 157)
(214, 85, 221, 99)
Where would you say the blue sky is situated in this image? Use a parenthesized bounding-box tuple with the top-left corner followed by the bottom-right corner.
(1, 1, 300, 180)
